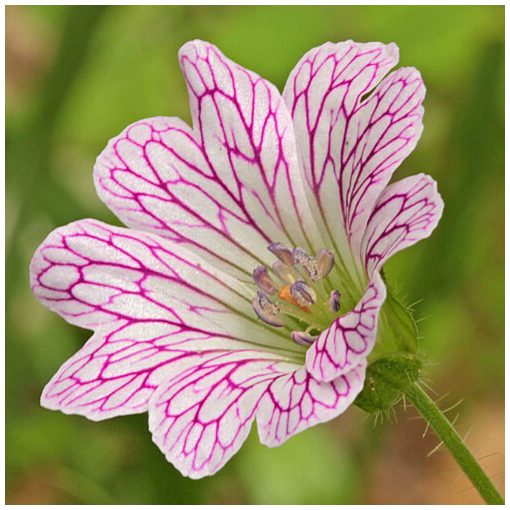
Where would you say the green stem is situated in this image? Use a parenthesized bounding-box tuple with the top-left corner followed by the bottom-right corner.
(404, 383, 503, 505)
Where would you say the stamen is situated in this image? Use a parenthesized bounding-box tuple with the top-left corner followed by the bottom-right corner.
(292, 247, 319, 281)
(316, 249, 335, 279)
(251, 243, 340, 344)
(329, 290, 341, 312)
(268, 242, 295, 266)
(278, 284, 306, 310)
(290, 281, 317, 307)
(252, 266, 277, 295)
(272, 260, 297, 284)
(291, 331, 317, 346)
(252, 292, 284, 327)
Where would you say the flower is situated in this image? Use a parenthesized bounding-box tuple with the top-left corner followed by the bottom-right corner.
(30, 40, 443, 478)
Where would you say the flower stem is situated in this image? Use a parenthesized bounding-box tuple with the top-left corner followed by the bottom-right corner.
(403, 382, 504, 505)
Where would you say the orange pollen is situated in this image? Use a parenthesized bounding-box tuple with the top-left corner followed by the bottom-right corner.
(278, 284, 310, 312)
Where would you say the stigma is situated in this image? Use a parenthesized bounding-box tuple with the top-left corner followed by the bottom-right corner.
(252, 243, 341, 347)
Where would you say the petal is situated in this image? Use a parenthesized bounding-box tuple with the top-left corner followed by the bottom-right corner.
(40, 322, 207, 420)
(256, 362, 366, 447)
(283, 41, 425, 277)
(305, 274, 386, 382)
(180, 41, 323, 252)
(149, 349, 364, 477)
(148, 350, 295, 478)
(94, 117, 264, 281)
(342, 66, 426, 253)
(94, 40, 322, 281)
(362, 174, 444, 275)
(30, 219, 303, 358)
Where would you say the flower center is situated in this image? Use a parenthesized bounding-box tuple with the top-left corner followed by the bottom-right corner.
(252, 243, 342, 347)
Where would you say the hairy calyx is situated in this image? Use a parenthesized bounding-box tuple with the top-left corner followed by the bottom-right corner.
(252, 243, 341, 346)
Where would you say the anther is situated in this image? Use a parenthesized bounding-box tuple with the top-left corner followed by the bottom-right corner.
(290, 281, 317, 307)
(329, 290, 341, 312)
(252, 266, 277, 295)
(268, 242, 295, 266)
(292, 247, 319, 281)
(316, 249, 335, 279)
(252, 244, 338, 334)
(252, 291, 284, 327)
(291, 331, 317, 346)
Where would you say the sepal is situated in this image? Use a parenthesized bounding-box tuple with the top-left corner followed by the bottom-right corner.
(382, 288, 419, 354)
(379, 272, 419, 354)
(354, 353, 422, 413)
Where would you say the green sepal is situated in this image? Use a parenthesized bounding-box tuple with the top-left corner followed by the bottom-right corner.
(355, 353, 422, 413)
(380, 271, 419, 354)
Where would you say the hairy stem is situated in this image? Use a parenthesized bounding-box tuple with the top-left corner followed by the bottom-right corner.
(403, 383, 503, 505)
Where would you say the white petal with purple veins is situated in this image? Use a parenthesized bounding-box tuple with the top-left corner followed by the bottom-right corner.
(284, 41, 425, 282)
(31, 219, 309, 421)
(306, 273, 386, 382)
(30, 219, 300, 356)
(95, 41, 323, 282)
(41, 323, 196, 420)
(362, 174, 444, 275)
(148, 350, 292, 478)
(256, 362, 366, 447)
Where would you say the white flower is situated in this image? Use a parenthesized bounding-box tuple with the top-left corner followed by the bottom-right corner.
(30, 40, 443, 478)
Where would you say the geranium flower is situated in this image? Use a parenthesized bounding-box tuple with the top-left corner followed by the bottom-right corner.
(30, 40, 443, 478)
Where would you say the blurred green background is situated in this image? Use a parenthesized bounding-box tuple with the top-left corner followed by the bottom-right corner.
(6, 5, 504, 504)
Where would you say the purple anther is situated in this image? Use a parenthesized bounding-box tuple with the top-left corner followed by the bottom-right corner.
(292, 247, 319, 281)
(268, 242, 295, 266)
(329, 290, 341, 312)
(252, 266, 277, 294)
(316, 249, 335, 279)
(290, 281, 317, 306)
(252, 292, 284, 327)
(291, 331, 317, 346)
